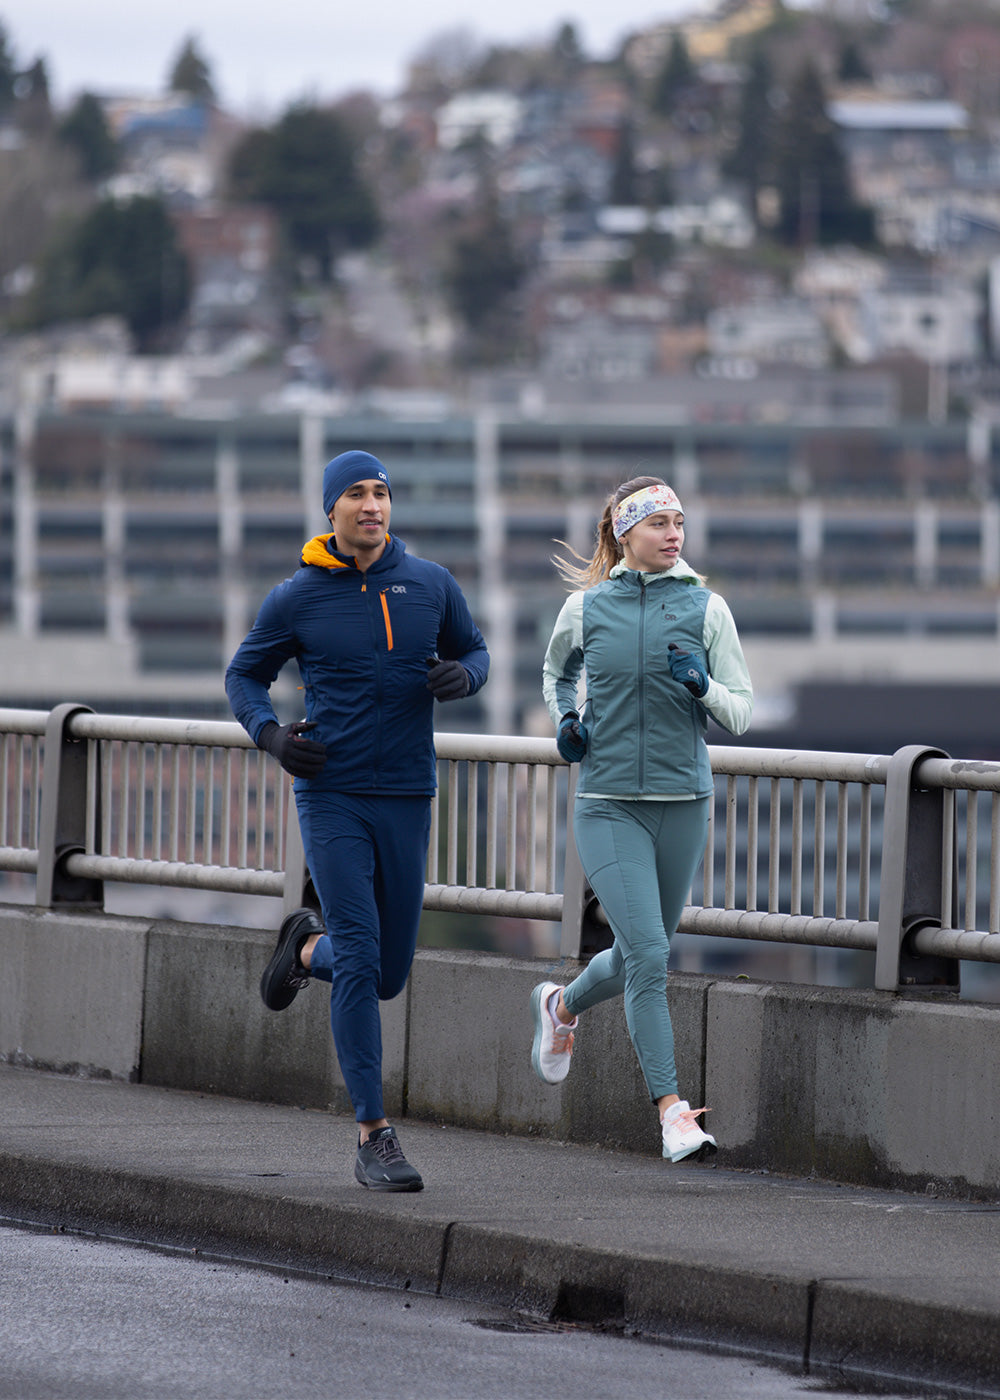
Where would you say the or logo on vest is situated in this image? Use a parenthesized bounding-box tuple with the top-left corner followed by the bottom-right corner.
(390, 585, 407, 593)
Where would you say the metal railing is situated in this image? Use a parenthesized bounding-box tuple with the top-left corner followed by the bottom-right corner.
(4, 704, 1000, 990)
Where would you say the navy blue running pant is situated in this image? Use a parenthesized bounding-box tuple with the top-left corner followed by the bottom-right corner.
(294, 789, 432, 1124)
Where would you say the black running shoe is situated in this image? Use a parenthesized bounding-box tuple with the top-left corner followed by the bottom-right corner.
(260, 908, 322, 1011)
(354, 1126, 424, 1192)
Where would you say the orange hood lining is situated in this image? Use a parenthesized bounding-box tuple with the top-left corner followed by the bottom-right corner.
(300, 533, 393, 570)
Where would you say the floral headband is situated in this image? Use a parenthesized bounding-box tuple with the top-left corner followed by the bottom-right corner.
(611, 484, 683, 541)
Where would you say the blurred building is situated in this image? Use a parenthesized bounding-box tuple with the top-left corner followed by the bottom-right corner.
(4, 389, 1000, 760)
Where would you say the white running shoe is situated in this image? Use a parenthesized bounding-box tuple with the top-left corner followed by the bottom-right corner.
(530, 981, 578, 1084)
(661, 1100, 718, 1163)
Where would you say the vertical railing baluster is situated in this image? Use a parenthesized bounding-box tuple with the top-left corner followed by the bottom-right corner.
(136, 745, 147, 861)
(14, 737, 22, 846)
(14, 737, 25, 847)
(525, 763, 537, 892)
(836, 783, 848, 920)
(204, 749, 215, 867)
(15, 736, 25, 846)
(790, 778, 803, 916)
(250, 756, 263, 862)
(102, 740, 114, 858)
(964, 790, 978, 933)
(152, 745, 164, 859)
(769, 778, 781, 914)
(506, 763, 517, 892)
(274, 770, 285, 872)
(186, 748, 198, 864)
(746, 775, 758, 912)
(169, 747, 181, 862)
(119, 742, 130, 857)
(466, 760, 478, 888)
(985, 795, 991, 935)
(85, 737, 98, 855)
(0, 735, 8, 847)
(237, 751, 249, 869)
(939, 787, 955, 933)
(28, 736, 41, 848)
(485, 761, 498, 889)
(221, 748, 233, 869)
(813, 780, 826, 917)
(724, 775, 737, 909)
(859, 784, 871, 922)
(447, 760, 459, 887)
(545, 765, 557, 894)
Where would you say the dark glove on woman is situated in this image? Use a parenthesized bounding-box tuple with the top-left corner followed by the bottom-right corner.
(258, 721, 327, 778)
(667, 644, 709, 698)
(556, 712, 588, 763)
(426, 657, 470, 701)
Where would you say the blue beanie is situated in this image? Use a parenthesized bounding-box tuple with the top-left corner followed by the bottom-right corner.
(322, 450, 392, 516)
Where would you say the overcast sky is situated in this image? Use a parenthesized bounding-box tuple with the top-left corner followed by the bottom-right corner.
(0, 0, 810, 118)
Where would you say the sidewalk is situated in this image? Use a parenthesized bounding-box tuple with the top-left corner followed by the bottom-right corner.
(1, 1063, 998, 1396)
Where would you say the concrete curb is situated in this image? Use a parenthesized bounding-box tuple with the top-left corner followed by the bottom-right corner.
(3, 1147, 997, 1395)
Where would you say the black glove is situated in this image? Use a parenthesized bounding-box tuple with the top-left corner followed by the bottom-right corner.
(258, 720, 327, 778)
(556, 712, 588, 763)
(667, 643, 709, 698)
(426, 655, 469, 702)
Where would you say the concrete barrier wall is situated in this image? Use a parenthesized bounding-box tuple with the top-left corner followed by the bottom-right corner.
(706, 978, 1000, 1195)
(2, 905, 998, 1198)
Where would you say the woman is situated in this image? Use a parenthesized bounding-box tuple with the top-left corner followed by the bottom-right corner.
(533, 476, 753, 1162)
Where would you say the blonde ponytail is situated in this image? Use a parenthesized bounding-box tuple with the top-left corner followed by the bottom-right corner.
(552, 475, 668, 589)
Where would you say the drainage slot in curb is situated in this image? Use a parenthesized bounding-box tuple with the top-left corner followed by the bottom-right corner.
(550, 1281, 627, 1330)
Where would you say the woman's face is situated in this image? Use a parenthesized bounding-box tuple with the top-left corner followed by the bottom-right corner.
(621, 510, 684, 572)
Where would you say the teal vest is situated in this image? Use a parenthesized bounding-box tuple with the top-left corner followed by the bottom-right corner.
(578, 571, 713, 797)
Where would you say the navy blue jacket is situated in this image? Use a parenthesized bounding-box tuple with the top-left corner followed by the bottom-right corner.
(225, 533, 489, 795)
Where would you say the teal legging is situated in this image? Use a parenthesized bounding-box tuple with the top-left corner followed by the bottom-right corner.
(563, 795, 711, 1102)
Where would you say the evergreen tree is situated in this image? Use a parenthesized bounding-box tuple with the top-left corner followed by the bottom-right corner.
(168, 35, 216, 101)
(723, 47, 776, 216)
(649, 33, 697, 118)
(772, 59, 874, 247)
(645, 164, 674, 208)
(444, 184, 523, 356)
(29, 196, 190, 348)
(0, 23, 17, 114)
(17, 57, 51, 131)
(838, 38, 871, 85)
(228, 104, 379, 281)
(551, 21, 585, 83)
(608, 116, 640, 205)
(58, 93, 119, 181)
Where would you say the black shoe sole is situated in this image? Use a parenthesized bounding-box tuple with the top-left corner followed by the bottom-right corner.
(353, 1162, 424, 1192)
(260, 908, 323, 1011)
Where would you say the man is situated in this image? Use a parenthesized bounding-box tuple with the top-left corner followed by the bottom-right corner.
(226, 449, 489, 1191)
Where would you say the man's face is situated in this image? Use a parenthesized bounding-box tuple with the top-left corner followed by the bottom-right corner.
(328, 479, 391, 559)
